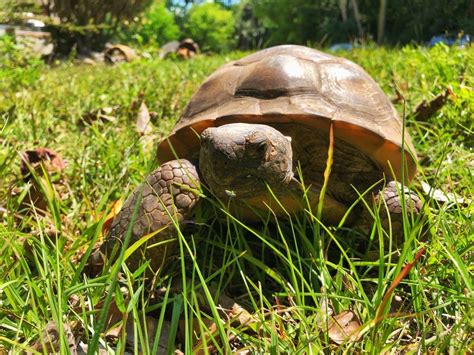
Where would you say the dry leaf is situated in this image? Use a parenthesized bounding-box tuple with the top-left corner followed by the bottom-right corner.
(327, 310, 361, 344)
(18, 148, 67, 214)
(126, 317, 169, 354)
(30, 320, 78, 354)
(73, 198, 122, 270)
(101, 199, 123, 234)
(413, 86, 454, 121)
(314, 295, 333, 326)
(81, 107, 118, 124)
(193, 302, 253, 354)
(136, 101, 153, 136)
(77, 341, 109, 354)
(20, 147, 66, 181)
(136, 101, 156, 154)
(229, 303, 257, 327)
(421, 181, 469, 205)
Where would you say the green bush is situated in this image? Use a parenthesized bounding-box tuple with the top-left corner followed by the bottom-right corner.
(0, 35, 44, 92)
(184, 3, 235, 53)
(126, 1, 180, 46)
(44, 0, 153, 53)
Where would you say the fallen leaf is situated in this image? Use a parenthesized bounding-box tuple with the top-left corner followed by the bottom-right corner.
(81, 107, 118, 125)
(101, 199, 123, 235)
(421, 181, 469, 205)
(136, 101, 153, 136)
(97, 297, 168, 354)
(77, 341, 111, 354)
(125, 317, 169, 354)
(391, 88, 405, 103)
(313, 295, 333, 326)
(30, 320, 78, 354)
(20, 147, 66, 181)
(327, 310, 361, 344)
(229, 303, 257, 327)
(413, 86, 455, 121)
(18, 148, 68, 214)
(193, 302, 254, 354)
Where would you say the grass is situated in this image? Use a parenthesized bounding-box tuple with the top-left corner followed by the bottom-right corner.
(0, 43, 473, 353)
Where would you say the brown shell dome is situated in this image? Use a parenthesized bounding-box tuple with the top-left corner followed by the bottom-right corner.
(157, 45, 417, 180)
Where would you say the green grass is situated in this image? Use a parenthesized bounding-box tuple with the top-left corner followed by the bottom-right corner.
(0, 44, 473, 353)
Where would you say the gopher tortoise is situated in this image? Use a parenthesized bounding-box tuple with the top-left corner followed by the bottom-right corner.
(97, 45, 422, 271)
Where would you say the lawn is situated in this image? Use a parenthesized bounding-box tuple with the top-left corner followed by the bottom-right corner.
(0, 43, 473, 353)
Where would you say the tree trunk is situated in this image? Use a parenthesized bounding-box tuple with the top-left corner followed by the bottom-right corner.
(339, 0, 348, 22)
(350, 0, 364, 38)
(377, 0, 387, 44)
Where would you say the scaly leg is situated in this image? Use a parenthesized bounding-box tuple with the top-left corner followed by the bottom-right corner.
(359, 180, 423, 255)
(89, 159, 201, 274)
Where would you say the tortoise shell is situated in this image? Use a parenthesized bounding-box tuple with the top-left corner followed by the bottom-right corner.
(157, 45, 417, 181)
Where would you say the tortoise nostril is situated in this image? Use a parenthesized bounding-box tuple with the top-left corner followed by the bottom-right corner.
(257, 141, 267, 154)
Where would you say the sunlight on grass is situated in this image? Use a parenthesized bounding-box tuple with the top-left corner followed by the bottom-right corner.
(0, 45, 472, 353)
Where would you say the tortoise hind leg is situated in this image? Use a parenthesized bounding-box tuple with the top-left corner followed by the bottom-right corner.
(375, 181, 422, 218)
(90, 159, 201, 274)
(358, 180, 423, 256)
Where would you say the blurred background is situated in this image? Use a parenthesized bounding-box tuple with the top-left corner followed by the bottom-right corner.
(0, 0, 472, 58)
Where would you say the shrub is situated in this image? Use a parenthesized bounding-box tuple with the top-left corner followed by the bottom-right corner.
(184, 3, 235, 53)
(43, 0, 153, 54)
(0, 35, 45, 91)
(125, 1, 180, 46)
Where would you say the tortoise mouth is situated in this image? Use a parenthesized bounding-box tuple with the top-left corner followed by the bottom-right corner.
(208, 169, 294, 200)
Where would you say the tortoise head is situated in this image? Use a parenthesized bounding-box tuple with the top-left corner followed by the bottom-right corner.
(199, 123, 294, 199)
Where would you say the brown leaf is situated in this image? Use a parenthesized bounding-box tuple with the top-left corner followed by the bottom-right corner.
(193, 302, 253, 354)
(391, 86, 405, 103)
(125, 317, 169, 354)
(136, 101, 153, 136)
(101, 199, 123, 235)
(421, 181, 470, 205)
(229, 303, 257, 327)
(327, 310, 361, 344)
(30, 320, 78, 354)
(413, 86, 454, 121)
(20, 147, 66, 181)
(18, 148, 67, 214)
(81, 107, 117, 125)
(130, 92, 145, 111)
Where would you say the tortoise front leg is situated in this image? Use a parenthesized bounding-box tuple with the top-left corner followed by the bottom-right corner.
(91, 159, 201, 274)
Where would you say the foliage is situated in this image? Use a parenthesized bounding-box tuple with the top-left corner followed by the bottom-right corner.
(42, 0, 152, 26)
(0, 0, 42, 23)
(357, 0, 474, 44)
(248, 0, 474, 46)
(251, 0, 355, 46)
(42, 0, 153, 53)
(183, 2, 235, 52)
(0, 46, 473, 352)
(232, 0, 268, 50)
(0, 35, 45, 91)
(120, 1, 180, 46)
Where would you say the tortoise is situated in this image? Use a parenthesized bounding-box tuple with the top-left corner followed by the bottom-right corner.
(96, 45, 422, 271)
